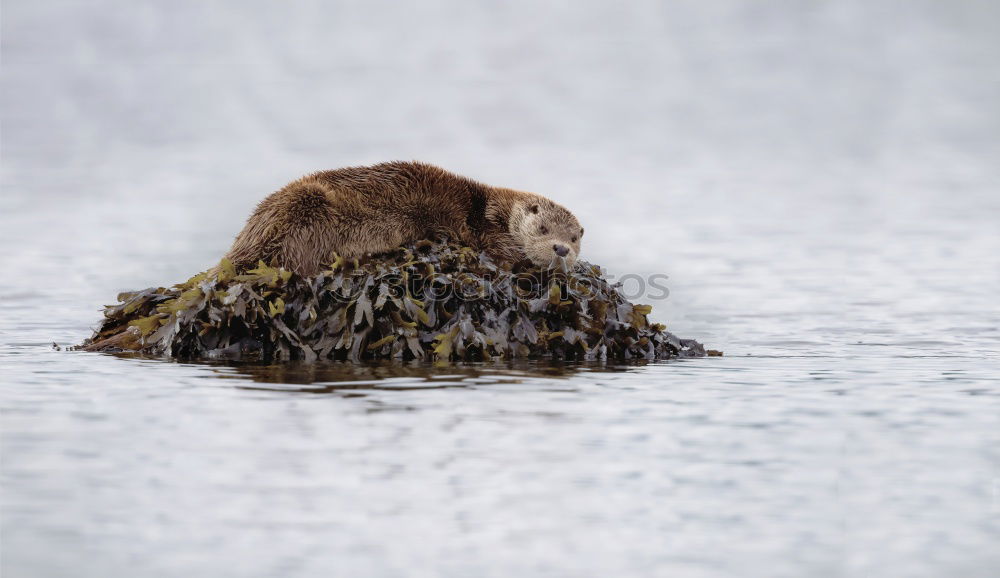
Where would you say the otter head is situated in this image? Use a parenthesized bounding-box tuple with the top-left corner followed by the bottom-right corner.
(511, 197, 584, 268)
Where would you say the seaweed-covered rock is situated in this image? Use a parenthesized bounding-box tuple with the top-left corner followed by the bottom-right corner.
(81, 241, 706, 362)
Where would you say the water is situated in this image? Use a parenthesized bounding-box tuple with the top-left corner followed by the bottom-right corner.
(2, 1, 999, 577)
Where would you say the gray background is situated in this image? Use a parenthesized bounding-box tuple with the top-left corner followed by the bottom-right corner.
(5, 1, 998, 294)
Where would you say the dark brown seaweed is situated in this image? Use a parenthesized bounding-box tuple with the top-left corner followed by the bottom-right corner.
(81, 241, 707, 362)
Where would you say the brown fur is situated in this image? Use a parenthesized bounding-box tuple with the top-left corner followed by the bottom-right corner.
(223, 161, 584, 275)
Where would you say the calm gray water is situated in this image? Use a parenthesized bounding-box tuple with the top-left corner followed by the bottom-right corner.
(2, 1, 999, 577)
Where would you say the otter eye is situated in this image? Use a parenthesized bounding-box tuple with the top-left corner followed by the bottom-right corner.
(529, 204, 539, 214)
(540, 225, 549, 235)
(571, 236, 577, 242)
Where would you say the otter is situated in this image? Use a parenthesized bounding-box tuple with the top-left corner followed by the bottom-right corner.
(223, 161, 584, 275)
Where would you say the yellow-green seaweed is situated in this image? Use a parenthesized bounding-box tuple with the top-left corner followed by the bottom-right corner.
(81, 241, 707, 362)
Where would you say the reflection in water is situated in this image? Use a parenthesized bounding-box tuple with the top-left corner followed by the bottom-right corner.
(111, 353, 662, 391)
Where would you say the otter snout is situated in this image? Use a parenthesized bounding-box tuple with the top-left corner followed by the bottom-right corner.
(553, 244, 570, 257)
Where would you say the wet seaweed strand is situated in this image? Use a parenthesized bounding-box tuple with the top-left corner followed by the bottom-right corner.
(81, 241, 706, 362)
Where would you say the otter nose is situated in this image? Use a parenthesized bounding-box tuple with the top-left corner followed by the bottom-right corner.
(553, 244, 569, 257)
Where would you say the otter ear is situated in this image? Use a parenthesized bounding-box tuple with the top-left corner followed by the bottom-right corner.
(529, 204, 539, 214)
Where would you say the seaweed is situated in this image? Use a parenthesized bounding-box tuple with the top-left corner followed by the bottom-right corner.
(80, 240, 708, 362)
